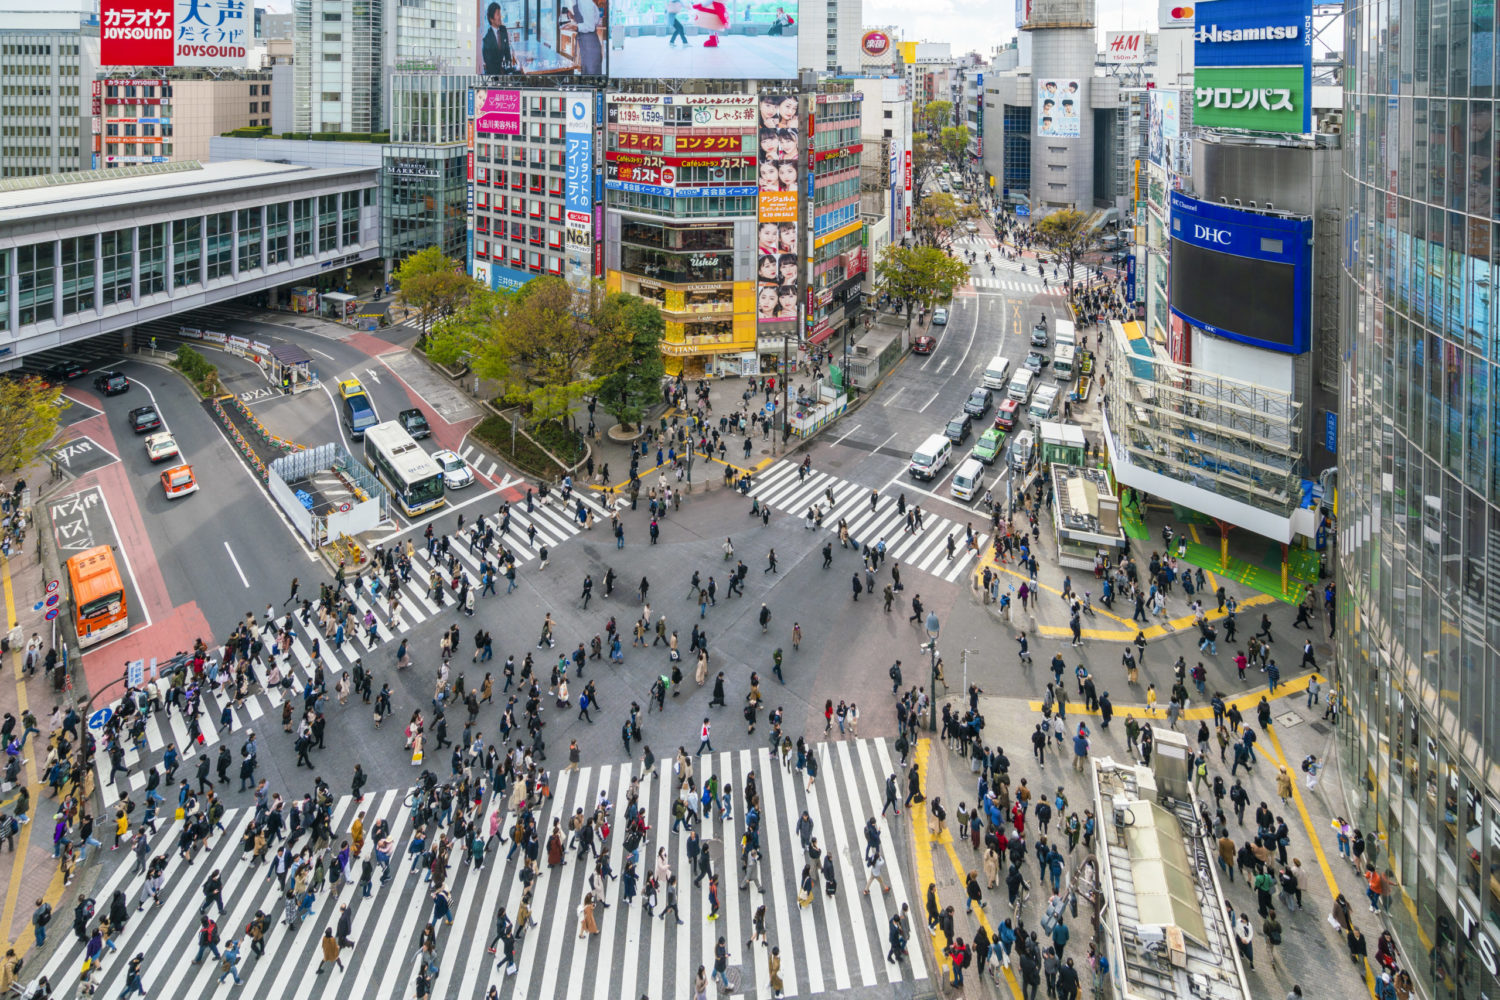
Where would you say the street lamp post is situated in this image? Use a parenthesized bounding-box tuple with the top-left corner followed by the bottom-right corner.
(925, 611, 941, 731)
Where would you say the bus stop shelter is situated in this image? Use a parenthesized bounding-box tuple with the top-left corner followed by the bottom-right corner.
(266, 343, 319, 395)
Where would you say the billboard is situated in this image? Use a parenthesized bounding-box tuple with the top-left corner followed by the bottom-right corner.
(1192, 0, 1311, 132)
(564, 95, 594, 269)
(1159, 0, 1195, 25)
(1192, 65, 1308, 132)
(756, 92, 800, 328)
(1193, 0, 1311, 67)
(478, 0, 604, 76)
(1104, 31, 1148, 62)
(1035, 80, 1081, 138)
(474, 89, 522, 135)
(1168, 191, 1312, 353)
(860, 29, 892, 58)
(100, 0, 248, 67)
(608, 0, 798, 80)
(1148, 88, 1186, 171)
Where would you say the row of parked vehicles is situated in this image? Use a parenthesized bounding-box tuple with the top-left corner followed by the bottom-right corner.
(908, 317, 1082, 502)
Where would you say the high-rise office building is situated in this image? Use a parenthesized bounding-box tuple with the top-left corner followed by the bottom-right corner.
(0, 2, 98, 178)
(293, 0, 384, 133)
(797, 0, 861, 74)
(1336, 0, 1498, 990)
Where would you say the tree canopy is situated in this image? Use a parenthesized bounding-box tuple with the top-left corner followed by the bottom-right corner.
(938, 125, 972, 164)
(393, 246, 476, 344)
(911, 191, 979, 250)
(427, 276, 666, 429)
(920, 100, 953, 131)
(875, 244, 971, 318)
(1034, 209, 1101, 289)
(0, 375, 64, 474)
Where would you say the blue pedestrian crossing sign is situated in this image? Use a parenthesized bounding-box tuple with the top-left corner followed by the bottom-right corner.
(88, 707, 112, 731)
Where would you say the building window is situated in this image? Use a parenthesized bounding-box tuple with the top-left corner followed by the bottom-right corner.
(293, 197, 313, 257)
(101, 229, 132, 306)
(206, 212, 233, 280)
(139, 223, 167, 296)
(266, 202, 290, 264)
(173, 218, 201, 289)
(61, 235, 94, 316)
(319, 195, 339, 252)
(0, 250, 7, 333)
(16, 241, 54, 325)
(237, 206, 263, 271)
(341, 190, 359, 246)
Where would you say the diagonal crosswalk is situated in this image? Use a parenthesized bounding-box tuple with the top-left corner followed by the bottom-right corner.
(748, 461, 988, 585)
(88, 494, 619, 806)
(43, 739, 926, 1000)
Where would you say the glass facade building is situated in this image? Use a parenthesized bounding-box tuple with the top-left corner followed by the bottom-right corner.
(1337, 0, 1498, 990)
(293, 0, 383, 133)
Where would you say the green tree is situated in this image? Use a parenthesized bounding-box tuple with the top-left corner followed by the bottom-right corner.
(495, 276, 602, 427)
(1034, 209, 1101, 289)
(921, 100, 953, 131)
(938, 125, 972, 164)
(0, 375, 64, 473)
(911, 191, 979, 249)
(591, 293, 665, 430)
(426, 285, 513, 382)
(875, 244, 971, 320)
(393, 246, 476, 345)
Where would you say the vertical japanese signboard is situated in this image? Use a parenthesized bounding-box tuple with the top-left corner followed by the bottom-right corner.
(565, 95, 594, 280)
(755, 93, 801, 329)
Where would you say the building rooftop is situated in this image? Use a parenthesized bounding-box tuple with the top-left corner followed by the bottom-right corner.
(0, 160, 374, 227)
(1053, 463, 1115, 535)
(1090, 756, 1253, 1000)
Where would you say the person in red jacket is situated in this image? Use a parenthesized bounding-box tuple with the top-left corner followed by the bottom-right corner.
(944, 937, 969, 987)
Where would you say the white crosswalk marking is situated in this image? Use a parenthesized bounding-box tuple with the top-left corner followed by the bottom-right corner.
(86, 496, 625, 804)
(48, 739, 924, 1000)
(749, 461, 986, 584)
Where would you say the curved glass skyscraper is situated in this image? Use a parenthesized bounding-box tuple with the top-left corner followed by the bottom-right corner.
(1338, 0, 1497, 991)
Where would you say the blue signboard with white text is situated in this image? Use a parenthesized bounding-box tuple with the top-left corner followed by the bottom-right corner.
(1168, 190, 1312, 353)
(1193, 0, 1312, 67)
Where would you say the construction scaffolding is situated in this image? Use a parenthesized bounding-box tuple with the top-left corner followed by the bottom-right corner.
(1099, 320, 1305, 517)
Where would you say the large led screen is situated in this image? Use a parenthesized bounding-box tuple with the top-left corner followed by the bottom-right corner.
(608, 0, 798, 79)
(478, 0, 605, 76)
(1170, 239, 1296, 348)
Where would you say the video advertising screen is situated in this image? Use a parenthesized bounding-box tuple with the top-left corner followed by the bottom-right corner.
(1170, 238, 1297, 348)
(608, 0, 798, 79)
(478, 0, 605, 76)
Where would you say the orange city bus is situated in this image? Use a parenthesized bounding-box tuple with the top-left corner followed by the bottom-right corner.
(67, 545, 128, 647)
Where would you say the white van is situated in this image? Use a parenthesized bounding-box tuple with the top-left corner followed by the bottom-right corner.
(982, 355, 1012, 390)
(909, 433, 952, 481)
(1029, 384, 1061, 421)
(1007, 369, 1036, 403)
(951, 457, 985, 501)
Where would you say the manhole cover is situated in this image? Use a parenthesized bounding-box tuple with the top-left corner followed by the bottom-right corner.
(1309, 722, 1331, 735)
(718, 966, 744, 993)
(1275, 712, 1303, 728)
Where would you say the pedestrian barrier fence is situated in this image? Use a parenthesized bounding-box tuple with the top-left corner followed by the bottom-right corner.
(267, 442, 386, 548)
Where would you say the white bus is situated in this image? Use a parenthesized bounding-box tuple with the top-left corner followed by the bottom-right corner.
(363, 421, 445, 517)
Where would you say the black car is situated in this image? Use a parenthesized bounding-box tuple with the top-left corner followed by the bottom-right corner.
(397, 407, 431, 439)
(93, 370, 129, 396)
(944, 413, 973, 444)
(963, 387, 993, 417)
(46, 360, 89, 381)
(127, 405, 161, 434)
